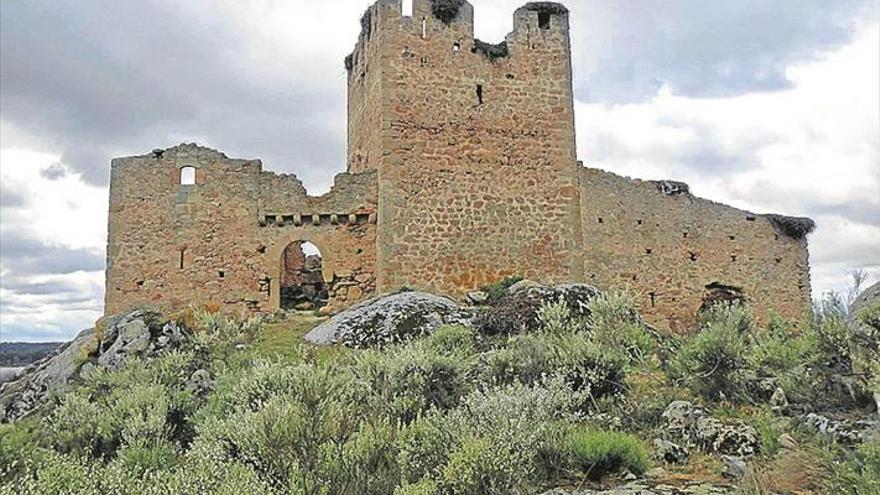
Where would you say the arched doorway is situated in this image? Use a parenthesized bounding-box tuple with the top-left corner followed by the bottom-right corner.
(280, 241, 328, 310)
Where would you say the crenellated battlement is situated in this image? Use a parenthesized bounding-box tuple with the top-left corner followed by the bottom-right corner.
(345, 0, 570, 78)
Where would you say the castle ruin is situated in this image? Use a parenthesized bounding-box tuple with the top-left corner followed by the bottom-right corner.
(104, 0, 814, 331)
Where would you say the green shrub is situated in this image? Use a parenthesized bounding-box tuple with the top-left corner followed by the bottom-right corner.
(437, 438, 521, 495)
(0, 419, 47, 481)
(194, 364, 368, 491)
(45, 393, 115, 457)
(352, 344, 471, 423)
(483, 334, 550, 386)
(116, 440, 178, 477)
(586, 292, 655, 363)
(537, 299, 583, 335)
(483, 333, 626, 406)
(395, 479, 439, 495)
(397, 413, 457, 484)
(479, 275, 523, 303)
(828, 440, 880, 495)
(424, 325, 477, 357)
(563, 429, 649, 480)
(671, 303, 751, 401)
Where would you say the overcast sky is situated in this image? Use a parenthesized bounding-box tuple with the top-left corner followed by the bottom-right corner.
(1, 0, 878, 342)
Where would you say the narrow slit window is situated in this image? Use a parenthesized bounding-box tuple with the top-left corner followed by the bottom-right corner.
(476, 84, 484, 105)
(178, 249, 185, 270)
(649, 291, 656, 307)
(421, 17, 427, 39)
(538, 12, 551, 29)
(180, 166, 196, 185)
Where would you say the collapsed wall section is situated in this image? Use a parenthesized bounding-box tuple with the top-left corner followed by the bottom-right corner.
(105, 144, 379, 316)
(579, 166, 812, 331)
(257, 170, 379, 312)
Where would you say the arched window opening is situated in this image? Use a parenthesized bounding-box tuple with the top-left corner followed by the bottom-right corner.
(280, 241, 327, 311)
(180, 166, 197, 185)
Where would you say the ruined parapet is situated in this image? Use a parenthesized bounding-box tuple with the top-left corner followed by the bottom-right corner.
(105, 143, 380, 318)
(578, 165, 813, 331)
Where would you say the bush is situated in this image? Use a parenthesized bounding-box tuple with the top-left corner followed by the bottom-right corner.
(424, 325, 477, 357)
(585, 292, 655, 364)
(193, 364, 372, 492)
(483, 333, 626, 406)
(828, 440, 880, 495)
(398, 380, 572, 493)
(45, 393, 115, 457)
(563, 429, 649, 480)
(670, 303, 751, 401)
(352, 343, 471, 423)
(479, 275, 523, 303)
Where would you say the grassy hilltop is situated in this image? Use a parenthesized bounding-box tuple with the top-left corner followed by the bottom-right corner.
(0, 287, 878, 494)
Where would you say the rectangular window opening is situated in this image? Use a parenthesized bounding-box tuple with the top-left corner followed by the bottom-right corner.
(538, 12, 551, 29)
(402, 0, 413, 16)
(476, 84, 484, 105)
(218, 270, 225, 278)
(649, 291, 656, 307)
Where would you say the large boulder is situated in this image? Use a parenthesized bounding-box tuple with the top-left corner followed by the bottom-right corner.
(304, 291, 474, 348)
(0, 310, 188, 421)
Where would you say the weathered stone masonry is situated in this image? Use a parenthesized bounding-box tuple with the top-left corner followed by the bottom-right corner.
(104, 0, 813, 330)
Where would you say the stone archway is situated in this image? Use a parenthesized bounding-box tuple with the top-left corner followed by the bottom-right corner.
(278, 241, 327, 311)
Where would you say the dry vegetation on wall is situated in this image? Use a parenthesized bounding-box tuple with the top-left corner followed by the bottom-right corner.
(431, 0, 466, 24)
(762, 214, 817, 240)
(471, 39, 510, 60)
(523, 2, 570, 16)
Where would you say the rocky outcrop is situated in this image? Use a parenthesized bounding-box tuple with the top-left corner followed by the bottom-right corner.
(0, 310, 188, 422)
(661, 401, 759, 457)
(798, 412, 880, 444)
(304, 291, 473, 348)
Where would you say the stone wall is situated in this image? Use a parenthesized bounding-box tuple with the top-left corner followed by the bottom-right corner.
(348, 0, 583, 297)
(105, 144, 378, 316)
(579, 166, 812, 331)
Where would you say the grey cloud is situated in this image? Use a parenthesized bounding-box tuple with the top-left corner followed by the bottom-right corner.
(0, 0, 349, 188)
(39, 163, 67, 180)
(0, 228, 105, 277)
(0, 185, 27, 208)
(571, 0, 871, 102)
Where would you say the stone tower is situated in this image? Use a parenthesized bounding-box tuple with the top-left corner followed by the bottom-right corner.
(346, 0, 584, 296)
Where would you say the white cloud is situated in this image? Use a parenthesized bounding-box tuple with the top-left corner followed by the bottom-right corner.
(0, 148, 107, 251)
(574, 21, 880, 298)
